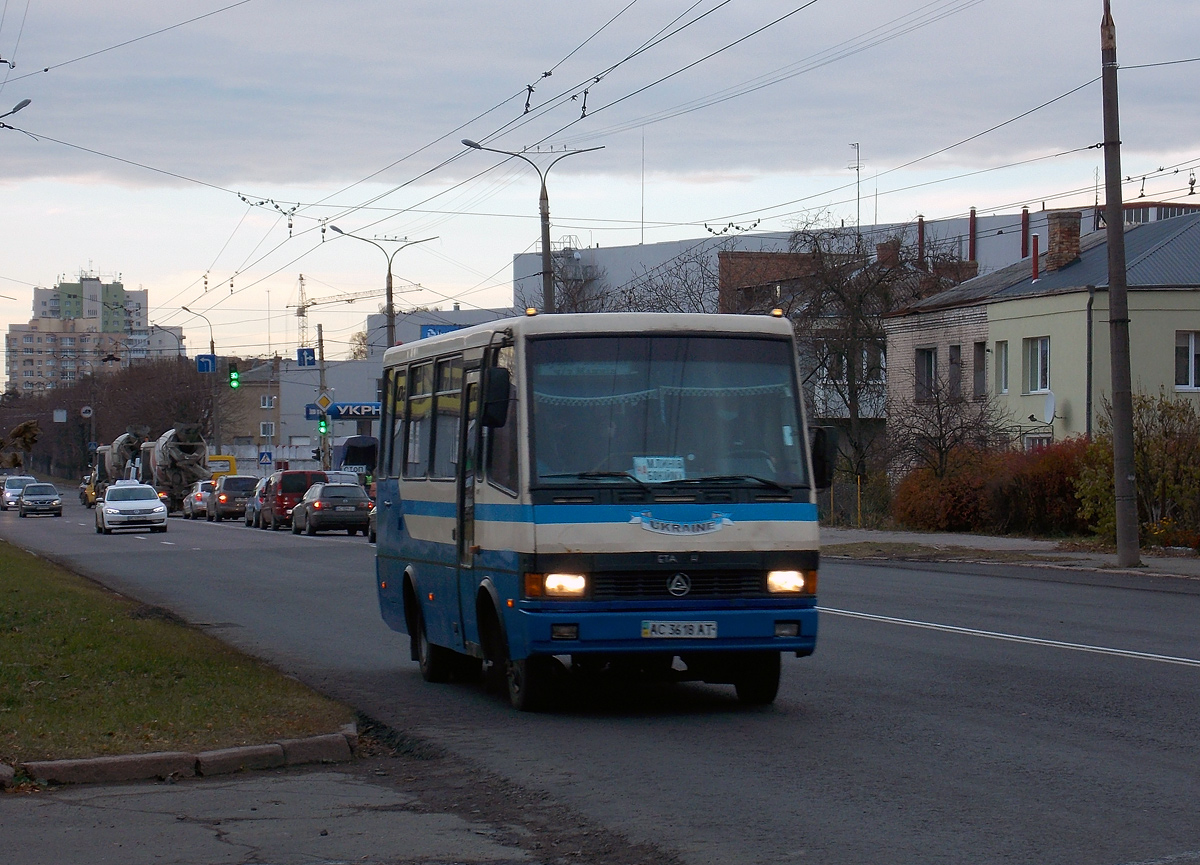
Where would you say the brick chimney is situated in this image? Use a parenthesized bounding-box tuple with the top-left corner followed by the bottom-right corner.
(876, 240, 900, 266)
(1045, 210, 1082, 271)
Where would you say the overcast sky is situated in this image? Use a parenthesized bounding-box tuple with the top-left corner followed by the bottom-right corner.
(0, 0, 1195, 365)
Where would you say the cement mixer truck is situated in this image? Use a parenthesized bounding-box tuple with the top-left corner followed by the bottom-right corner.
(138, 423, 212, 513)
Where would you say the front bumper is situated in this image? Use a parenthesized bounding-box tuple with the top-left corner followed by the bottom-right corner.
(507, 601, 818, 659)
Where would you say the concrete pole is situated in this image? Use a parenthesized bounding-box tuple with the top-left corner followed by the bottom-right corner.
(539, 178, 554, 314)
(1101, 0, 1141, 567)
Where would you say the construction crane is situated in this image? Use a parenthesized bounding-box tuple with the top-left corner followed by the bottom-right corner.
(287, 273, 409, 347)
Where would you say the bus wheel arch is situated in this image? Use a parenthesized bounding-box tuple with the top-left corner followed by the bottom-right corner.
(475, 579, 507, 673)
(402, 570, 420, 661)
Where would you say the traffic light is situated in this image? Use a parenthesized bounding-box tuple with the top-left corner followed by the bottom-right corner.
(317, 414, 328, 435)
(228, 362, 240, 389)
(311, 448, 321, 461)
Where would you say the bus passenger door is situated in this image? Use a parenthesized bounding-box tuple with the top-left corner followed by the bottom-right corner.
(456, 371, 481, 643)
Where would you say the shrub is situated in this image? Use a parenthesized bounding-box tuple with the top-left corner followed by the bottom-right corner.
(1076, 390, 1200, 544)
(893, 439, 1089, 536)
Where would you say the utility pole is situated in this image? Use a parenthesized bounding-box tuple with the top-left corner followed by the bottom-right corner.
(849, 142, 862, 244)
(317, 323, 330, 471)
(1101, 0, 1140, 567)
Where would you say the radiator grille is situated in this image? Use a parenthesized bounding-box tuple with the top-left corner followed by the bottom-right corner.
(590, 570, 764, 600)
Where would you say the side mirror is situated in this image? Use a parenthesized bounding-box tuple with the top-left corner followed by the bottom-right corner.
(481, 366, 511, 428)
(810, 426, 838, 490)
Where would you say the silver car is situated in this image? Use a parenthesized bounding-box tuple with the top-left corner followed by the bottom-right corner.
(18, 483, 62, 517)
(95, 481, 168, 534)
(1, 475, 37, 510)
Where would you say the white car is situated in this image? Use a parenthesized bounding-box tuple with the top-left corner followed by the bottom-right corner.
(1, 475, 37, 510)
(96, 480, 168, 534)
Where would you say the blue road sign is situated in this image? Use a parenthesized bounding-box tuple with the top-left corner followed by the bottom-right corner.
(326, 402, 381, 419)
(196, 354, 217, 373)
(258, 451, 273, 466)
(305, 403, 320, 421)
(297, 347, 316, 367)
(420, 324, 462, 339)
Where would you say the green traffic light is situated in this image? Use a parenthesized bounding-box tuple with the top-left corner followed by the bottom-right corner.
(228, 363, 240, 389)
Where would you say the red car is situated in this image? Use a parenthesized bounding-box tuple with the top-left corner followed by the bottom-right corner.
(258, 469, 327, 531)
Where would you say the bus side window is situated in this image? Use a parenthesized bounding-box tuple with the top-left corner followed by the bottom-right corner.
(405, 363, 433, 478)
(486, 346, 518, 493)
(431, 356, 463, 479)
(387, 367, 407, 478)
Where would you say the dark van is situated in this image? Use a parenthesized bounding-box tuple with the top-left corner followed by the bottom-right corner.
(258, 469, 327, 531)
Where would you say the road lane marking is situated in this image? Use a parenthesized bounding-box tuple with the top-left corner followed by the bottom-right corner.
(819, 607, 1200, 669)
(161, 541, 175, 545)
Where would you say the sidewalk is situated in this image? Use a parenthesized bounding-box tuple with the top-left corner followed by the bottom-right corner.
(821, 526, 1200, 580)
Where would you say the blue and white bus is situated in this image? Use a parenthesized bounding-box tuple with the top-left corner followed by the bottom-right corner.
(374, 311, 835, 709)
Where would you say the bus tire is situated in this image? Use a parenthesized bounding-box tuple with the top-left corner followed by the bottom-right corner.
(453, 654, 483, 682)
(506, 654, 551, 712)
(416, 608, 453, 683)
(734, 651, 781, 706)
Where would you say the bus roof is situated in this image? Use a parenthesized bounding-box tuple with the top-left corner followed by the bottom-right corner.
(381, 312, 794, 367)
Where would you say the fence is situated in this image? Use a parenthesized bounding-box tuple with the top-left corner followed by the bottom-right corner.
(815, 473, 893, 528)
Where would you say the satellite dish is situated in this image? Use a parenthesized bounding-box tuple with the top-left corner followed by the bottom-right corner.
(1043, 391, 1056, 424)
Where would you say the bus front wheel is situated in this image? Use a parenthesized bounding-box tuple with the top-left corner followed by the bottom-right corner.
(506, 655, 552, 711)
(734, 651, 781, 705)
(416, 608, 454, 683)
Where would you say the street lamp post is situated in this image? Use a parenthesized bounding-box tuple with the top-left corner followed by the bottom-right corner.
(328, 226, 436, 350)
(182, 306, 220, 454)
(461, 139, 602, 313)
(149, 324, 185, 359)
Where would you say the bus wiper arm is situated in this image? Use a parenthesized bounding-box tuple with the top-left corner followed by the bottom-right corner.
(662, 474, 792, 493)
(540, 471, 651, 490)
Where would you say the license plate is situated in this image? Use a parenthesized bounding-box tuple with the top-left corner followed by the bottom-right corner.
(335, 506, 354, 512)
(641, 620, 717, 639)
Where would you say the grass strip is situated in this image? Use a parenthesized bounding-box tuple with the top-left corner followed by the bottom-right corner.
(0, 540, 351, 766)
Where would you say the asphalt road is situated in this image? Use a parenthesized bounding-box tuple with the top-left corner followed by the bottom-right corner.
(4, 498, 1199, 865)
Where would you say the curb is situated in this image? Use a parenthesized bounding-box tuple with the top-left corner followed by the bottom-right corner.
(4, 722, 358, 788)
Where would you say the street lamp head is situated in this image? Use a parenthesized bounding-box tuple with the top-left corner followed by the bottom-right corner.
(10, 98, 30, 114)
(329, 225, 345, 236)
(461, 139, 482, 150)
(181, 305, 193, 313)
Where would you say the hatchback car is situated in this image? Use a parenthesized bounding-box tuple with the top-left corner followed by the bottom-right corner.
(181, 480, 214, 519)
(18, 483, 63, 517)
(1, 475, 37, 510)
(291, 483, 372, 536)
(95, 481, 168, 534)
(206, 474, 258, 521)
(244, 476, 269, 527)
(259, 469, 327, 531)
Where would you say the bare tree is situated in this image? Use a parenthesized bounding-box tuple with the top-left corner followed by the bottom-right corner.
(614, 239, 729, 314)
(348, 330, 369, 359)
(887, 368, 1012, 479)
(754, 224, 974, 477)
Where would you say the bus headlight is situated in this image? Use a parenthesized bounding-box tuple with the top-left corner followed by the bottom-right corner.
(525, 572, 588, 598)
(767, 569, 815, 593)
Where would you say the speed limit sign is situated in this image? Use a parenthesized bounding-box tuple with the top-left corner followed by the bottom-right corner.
(80, 405, 94, 418)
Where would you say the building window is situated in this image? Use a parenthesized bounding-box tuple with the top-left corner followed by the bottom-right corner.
(1024, 336, 1050, 393)
(973, 342, 987, 399)
(1023, 433, 1053, 451)
(948, 344, 962, 400)
(62, 337, 74, 346)
(22, 335, 33, 344)
(259, 422, 276, 438)
(995, 341, 1009, 394)
(260, 394, 277, 409)
(1175, 332, 1200, 389)
(916, 347, 937, 401)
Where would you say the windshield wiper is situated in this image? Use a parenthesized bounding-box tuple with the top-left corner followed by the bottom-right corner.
(539, 471, 651, 490)
(660, 475, 793, 494)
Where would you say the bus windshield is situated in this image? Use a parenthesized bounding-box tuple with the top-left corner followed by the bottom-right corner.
(528, 335, 807, 487)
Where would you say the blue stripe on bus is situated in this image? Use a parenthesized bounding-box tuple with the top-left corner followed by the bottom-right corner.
(399, 499, 818, 524)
